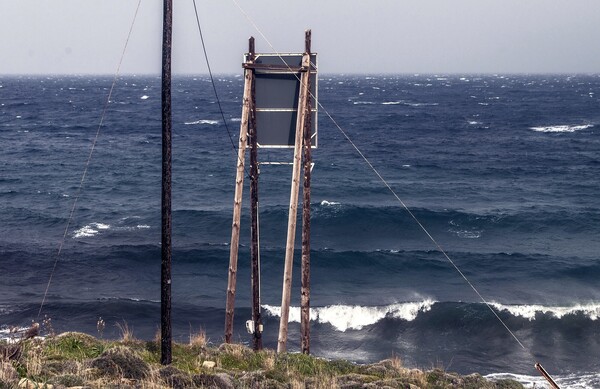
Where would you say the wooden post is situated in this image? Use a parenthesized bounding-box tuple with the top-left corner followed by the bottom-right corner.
(160, 0, 173, 366)
(300, 29, 312, 355)
(535, 363, 561, 389)
(224, 37, 254, 344)
(248, 38, 263, 351)
(277, 33, 312, 354)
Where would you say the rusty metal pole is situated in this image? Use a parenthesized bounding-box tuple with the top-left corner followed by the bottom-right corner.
(300, 29, 312, 355)
(160, 0, 173, 365)
(248, 38, 263, 351)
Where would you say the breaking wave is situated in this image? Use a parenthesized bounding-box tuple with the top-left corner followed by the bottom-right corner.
(491, 302, 600, 321)
(263, 300, 436, 331)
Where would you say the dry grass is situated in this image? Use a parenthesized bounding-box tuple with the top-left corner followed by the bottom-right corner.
(116, 321, 135, 343)
(0, 360, 19, 382)
(24, 341, 43, 377)
(262, 349, 276, 370)
(189, 327, 207, 348)
(390, 352, 403, 370)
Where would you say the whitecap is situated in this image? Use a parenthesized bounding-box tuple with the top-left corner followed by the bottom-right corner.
(230, 118, 242, 122)
(263, 300, 436, 332)
(140, 95, 149, 100)
(73, 222, 110, 238)
(530, 124, 593, 133)
(490, 302, 600, 321)
(184, 119, 219, 125)
(320, 200, 340, 206)
(353, 101, 375, 105)
(382, 101, 402, 105)
(406, 102, 439, 107)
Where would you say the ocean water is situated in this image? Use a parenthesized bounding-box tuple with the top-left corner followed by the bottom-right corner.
(1, 74, 600, 387)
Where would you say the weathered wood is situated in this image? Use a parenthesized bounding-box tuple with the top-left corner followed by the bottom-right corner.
(224, 38, 253, 343)
(248, 37, 263, 351)
(535, 363, 560, 389)
(277, 38, 312, 354)
(300, 29, 312, 355)
(243, 63, 307, 72)
(160, 0, 173, 366)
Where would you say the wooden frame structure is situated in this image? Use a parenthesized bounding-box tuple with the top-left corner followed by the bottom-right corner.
(224, 31, 315, 354)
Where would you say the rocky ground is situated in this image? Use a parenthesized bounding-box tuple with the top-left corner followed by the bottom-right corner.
(0, 331, 524, 388)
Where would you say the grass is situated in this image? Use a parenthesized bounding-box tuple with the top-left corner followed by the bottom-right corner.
(0, 331, 526, 389)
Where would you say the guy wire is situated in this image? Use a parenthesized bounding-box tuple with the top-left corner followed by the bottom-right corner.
(192, 0, 251, 179)
(37, 0, 143, 320)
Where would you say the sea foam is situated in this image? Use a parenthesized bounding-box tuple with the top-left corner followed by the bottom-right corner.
(263, 300, 436, 332)
(530, 124, 593, 133)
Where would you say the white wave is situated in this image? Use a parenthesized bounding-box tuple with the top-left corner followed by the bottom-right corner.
(136, 224, 150, 229)
(468, 121, 480, 125)
(491, 302, 600, 321)
(353, 101, 376, 105)
(230, 118, 242, 122)
(184, 119, 219, 125)
(320, 200, 340, 206)
(263, 300, 436, 332)
(140, 95, 149, 100)
(73, 222, 110, 238)
(486, 372, 600, 388)
(530, 124, 593, 133)
(382, 101, 402, 105)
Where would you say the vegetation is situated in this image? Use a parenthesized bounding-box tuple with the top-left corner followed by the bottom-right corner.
(0, 331, 524, 388)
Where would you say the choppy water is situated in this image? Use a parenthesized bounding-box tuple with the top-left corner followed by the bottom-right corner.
(1, 74, 600, 387)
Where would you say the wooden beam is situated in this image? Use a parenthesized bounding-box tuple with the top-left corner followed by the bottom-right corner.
(224, 37, 254, 344)
(242, 63, 307, 72)
(277, 33, 312, 354)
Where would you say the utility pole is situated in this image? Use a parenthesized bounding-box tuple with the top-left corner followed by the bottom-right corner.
(160, 0, 173, 365)
(248, 38, 263, 351)
(300, 30, 312, 355)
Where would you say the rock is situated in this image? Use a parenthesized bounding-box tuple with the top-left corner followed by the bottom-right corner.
(202, 360, 216, 369)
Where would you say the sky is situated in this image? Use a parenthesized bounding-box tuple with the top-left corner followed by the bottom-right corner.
(1, 0, 599, 75)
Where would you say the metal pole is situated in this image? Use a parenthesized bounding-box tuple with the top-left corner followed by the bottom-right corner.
(277, 35, 312, 354)
(248, 38, 263, 351)
(224, 38, 253, 344)
(160, 0, 173, 366)
(300, 29, 312, 355)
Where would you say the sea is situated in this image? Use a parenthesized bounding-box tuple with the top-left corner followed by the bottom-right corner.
(1, 74, 599, 387)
